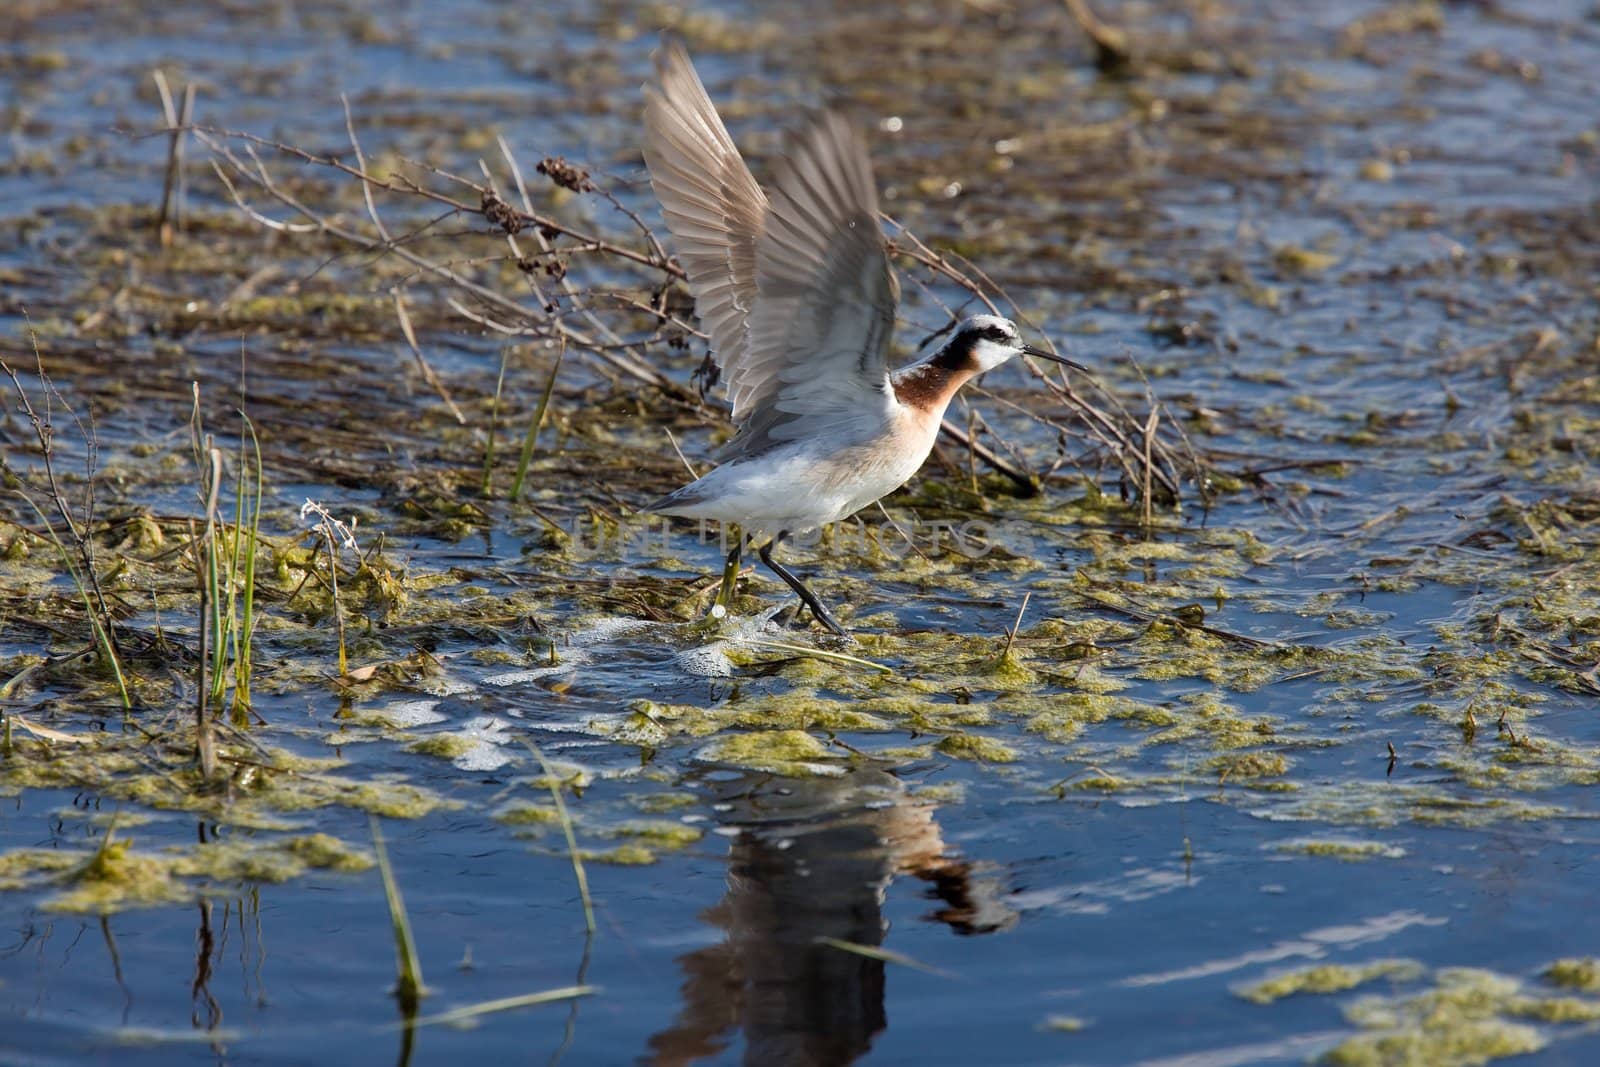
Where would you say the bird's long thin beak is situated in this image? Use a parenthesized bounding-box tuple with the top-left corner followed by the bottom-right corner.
(1021, 344, 1088, 373)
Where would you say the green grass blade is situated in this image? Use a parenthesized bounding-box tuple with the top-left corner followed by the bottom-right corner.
(813, 936, 955, 978)
(370, 816, 426, 1008)
(738, 638, 894, 674)
(232, 414, 263, 716)
(397, 985, 598, 1030)
(481, 344, 511, 497)
(18, 494, 130, 709)
(527, 742, 595, 934)
(510, 343, 564, 502)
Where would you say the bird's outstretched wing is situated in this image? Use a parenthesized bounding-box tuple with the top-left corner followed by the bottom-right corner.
(723, 112, 897, 457)
(643, 44, 898, 459)
(642, 40, 767, 402)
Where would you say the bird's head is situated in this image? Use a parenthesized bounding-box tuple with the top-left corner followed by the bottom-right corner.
(951, 314, 1085, 375)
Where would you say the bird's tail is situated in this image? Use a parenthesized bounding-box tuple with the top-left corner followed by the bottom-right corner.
(640, 481, 707, 516)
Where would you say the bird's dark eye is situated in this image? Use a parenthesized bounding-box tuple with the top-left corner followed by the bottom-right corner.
(978, 325, 1011, 343)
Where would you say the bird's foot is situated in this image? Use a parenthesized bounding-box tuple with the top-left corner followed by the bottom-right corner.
(774, 598, 852, 640)
(806, 601, 851, 639)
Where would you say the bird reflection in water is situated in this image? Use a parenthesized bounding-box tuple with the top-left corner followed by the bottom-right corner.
(647, 765, 1015, 1066)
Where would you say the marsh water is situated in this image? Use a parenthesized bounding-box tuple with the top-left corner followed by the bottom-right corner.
(2, 1, 1599, 1064)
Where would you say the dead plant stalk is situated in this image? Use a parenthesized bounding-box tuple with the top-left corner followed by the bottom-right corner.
(198, 111, 1196, 511)
(1, 321, 130, 708)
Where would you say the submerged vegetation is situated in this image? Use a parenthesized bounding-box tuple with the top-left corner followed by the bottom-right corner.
(1233, 959, 1600, 1064)
(1, 0, 1598, 1060)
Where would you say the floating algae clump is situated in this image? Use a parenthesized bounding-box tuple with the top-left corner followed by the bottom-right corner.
(1207, 751, 1289, 781)
(0, 848, 83, 890)
(1272, 244, 1339, 276)
(171, 835, 374, 883)
(1024, 692, 1144, 743)
(1542, 958, 1600, 993)
(46, 837, 189, 913)
(1506, 995, 1600, 1023)
(935, 732, 1019, 763)
(259, 779, 452, 820)
(720, 691, 895, 733)
(1321, 1019, 1543, 1066)
(28, 832, 374, 913)
(1276, 839, 1406, 861)
(975, 645, 1039, 689)
(1325, 968, 1547, 1066)
(697, 730, 844, 776)
(1126, 625, 1290, 690)
(629, 791, 698, 814)
(281, 833, 373, 873)
(607, 820, 703, 850)
(0, 730, 453, 826)
(1148, 691, 1277, 750)
(406, 734, 480, 760)
(580, 844, 657, 865)
(1238, 959, 1421, 1004)
(495, 801, 563, 826)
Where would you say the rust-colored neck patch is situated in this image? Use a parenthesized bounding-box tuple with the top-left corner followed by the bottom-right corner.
(892, 341, 980, 413)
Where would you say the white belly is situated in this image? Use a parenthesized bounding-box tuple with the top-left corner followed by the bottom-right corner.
(652, 412, 940, 534)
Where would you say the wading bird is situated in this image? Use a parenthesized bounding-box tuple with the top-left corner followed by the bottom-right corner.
(641, 41, 1082, 635)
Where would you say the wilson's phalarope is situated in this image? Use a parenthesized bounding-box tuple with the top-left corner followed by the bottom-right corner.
(641, 41, 1082, 635)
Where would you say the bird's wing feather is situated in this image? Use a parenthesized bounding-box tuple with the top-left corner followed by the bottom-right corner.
(719, 112, 897, 459)
(642, 40, 767, 381)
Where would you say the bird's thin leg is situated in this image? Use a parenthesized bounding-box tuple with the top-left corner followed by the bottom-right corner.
(714, 529, 744, 615)
(758, 533, 848, 637)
